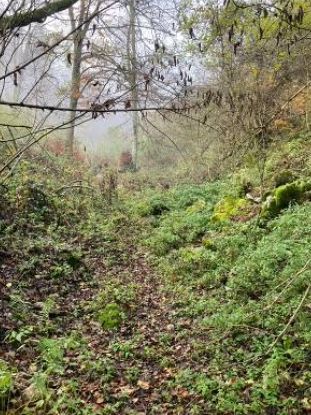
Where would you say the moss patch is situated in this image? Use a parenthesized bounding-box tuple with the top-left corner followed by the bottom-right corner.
(212, 196, 250, 222)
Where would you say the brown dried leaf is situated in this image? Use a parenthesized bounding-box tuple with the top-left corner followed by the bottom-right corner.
(137, 380, 150, 390)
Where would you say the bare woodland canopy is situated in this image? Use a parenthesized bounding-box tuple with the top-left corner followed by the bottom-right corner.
(0, 0, 310, 175)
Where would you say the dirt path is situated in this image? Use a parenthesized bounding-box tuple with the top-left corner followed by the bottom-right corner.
(76, 248, 199, 414)
(2, 227, 205, 415)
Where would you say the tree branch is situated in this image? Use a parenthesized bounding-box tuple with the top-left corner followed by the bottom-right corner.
(0, 1, 119, 82)
(0, 0, 80, 32)
(0, 99, 196, 116)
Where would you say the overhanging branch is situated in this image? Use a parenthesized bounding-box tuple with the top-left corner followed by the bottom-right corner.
(0, 0, 80, 32)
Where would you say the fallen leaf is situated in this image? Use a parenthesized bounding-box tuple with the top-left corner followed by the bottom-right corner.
(137, 380, 150, 390)
(119, 386, 136, 395)
(178, 388, 190, 398)
(93, 391, 104, 404)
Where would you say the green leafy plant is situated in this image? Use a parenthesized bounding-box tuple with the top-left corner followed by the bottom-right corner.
(6, 326, 34, 345)
(111, 339, 137, 359)
(0, 360, 13, 411)
(39, 338, 65, 374)
(98, 303, 124, 330)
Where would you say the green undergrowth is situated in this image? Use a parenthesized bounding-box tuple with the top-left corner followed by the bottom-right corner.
(130, 188, 311, 413)
(1, 133, 310, 414)
(125, 135, 311, 414)
(0, 158, 131, 414)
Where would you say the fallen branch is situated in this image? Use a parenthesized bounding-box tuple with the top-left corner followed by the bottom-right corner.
(264, 258, 311, 312)
(268, 284, 311, 352)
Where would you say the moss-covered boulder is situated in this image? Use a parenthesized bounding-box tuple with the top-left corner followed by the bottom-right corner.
(202, 237, 217, 251)
(261, 180, 311, 219)
(274, 181, 302, 209)
(135, 197, 170, 217)
(187, 199, 206, 213)
(261, 195, 279, 219)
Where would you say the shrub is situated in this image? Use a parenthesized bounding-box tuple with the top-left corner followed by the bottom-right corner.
(16, 181, 51, 217)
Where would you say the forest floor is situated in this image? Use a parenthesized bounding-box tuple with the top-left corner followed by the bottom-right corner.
(1, 138, 311, 414)
(1, 212, 212, 415)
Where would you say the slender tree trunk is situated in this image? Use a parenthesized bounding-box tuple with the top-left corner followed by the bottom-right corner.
(129, 0, 139, 170)
(66, 35, 83, 157)
(66, 0, 87, 157)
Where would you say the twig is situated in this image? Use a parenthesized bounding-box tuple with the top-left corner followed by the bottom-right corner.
(263, 258, 311, 312)
(56, 184, 95, 194)
(268, 284, 311, 352)
(2, 151, 25, 183)
(0, 122, 32, 129)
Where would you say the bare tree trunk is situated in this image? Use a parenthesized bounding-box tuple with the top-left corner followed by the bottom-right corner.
(66, 0, 88, 157)
(66, 36, 83, 156)
(128, 0, 139, 170)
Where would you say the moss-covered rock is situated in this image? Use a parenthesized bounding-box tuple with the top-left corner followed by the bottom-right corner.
(187, 199, 206, 213)
(261, 196, 279, 219)
(261, 180, 311, 219)
(274, 181, 303, 209)
(135, 197, 170, 217)
(98, 303, 123, 330)
(301, 180, 311, 193)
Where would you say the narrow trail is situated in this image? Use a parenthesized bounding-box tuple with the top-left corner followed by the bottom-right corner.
(2, 226, 204, 414)
(75, 246, 200, 414)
